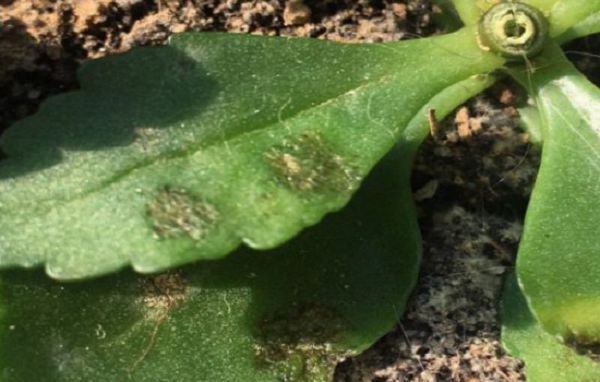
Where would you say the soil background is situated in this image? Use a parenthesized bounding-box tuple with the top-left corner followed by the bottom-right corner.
(1, 1, 598, 381)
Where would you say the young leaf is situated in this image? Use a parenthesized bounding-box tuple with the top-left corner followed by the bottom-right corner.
(0, 29, 503, 279)
(501, 273, 600, 382)
(510, 45, 600, 342)
(0, 149, 420, 382)
(548, 1, 600, 38)
(555, 11, 600, 44)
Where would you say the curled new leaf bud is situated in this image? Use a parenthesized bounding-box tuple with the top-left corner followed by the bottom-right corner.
(478, 2, 548, 60)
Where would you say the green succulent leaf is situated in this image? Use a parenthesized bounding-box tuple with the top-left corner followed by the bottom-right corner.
(548, 1, 600, 38)
(0, 151, 420, 382)
(0, 29, 502, 279)
(501, 273, 600, 382)
(556, 12, 600, 44)
(510, 44, 600, 342)
(522, 0, 560, 11)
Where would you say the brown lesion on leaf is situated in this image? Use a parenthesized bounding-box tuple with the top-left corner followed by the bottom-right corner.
(141, 271, 187, 314)
(134, 127, 161, 152)
(129, 271, 188, 376)
(146, 186, 219, 241)
(266, 132, 359, 193)
(253, 303, 353, 382)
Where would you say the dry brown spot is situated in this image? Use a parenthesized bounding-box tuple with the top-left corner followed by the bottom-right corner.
(267, 133, 359, 193)
(142, 271, 187, 312)
(130, 271, 187, 375)
(146, 186, 219, 241)
(255, 303, 352, 381)
(134, 126, 160, 152)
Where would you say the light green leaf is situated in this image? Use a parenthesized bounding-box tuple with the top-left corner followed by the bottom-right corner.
(548, 1, 600, 38)
(511, 44, 600, 342)
(0, 29, 503, 280)
(0, 151, 420, 382)
(556, 12, 600, 44)
(502, 273, 600, 382)
(523, 0, 560, 13)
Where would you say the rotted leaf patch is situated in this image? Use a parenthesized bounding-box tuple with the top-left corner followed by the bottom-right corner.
(265, 132, 359, 193)
(146, 187, 220, 241)
(253, 303, 351, 382)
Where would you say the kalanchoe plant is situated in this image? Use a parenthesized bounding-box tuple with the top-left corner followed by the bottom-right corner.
(0, 0, 599, 380)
